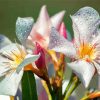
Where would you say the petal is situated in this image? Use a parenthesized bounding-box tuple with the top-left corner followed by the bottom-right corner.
(71, 7, 100, 45)
(0, 95, 10, 100)
(16, 54, 40, 73)
(0, 44, 25, 76)
(67, 60, 95, 88)
(59, 22, 67, 39)
(91, 20, 100, 46)
(0, 43, 25, 56)
(16, 17, 34, 44)
(51, 10, 65, 29)
(93, 61, 100, 75)
(30, 5, 50, 36)
(0, 56, 10, 77)
(34, 43, 46, 69)
(48, 27, 76, 58)
(0, 34, 12, 49)
(0, 70, 23, 96)
(62, 80, 69, 94)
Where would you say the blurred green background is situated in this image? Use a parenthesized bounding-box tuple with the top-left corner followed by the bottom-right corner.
(0, 0, 100, 99)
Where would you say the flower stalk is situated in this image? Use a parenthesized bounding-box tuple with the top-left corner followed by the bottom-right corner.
(41, 80, 52, 100)
(64, 75, 80, 100)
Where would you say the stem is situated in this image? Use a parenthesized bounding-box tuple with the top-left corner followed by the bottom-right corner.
(81, 96, 89, 100)
(41, 80, 52, 100)
(63, 73, 74, 97)
(64, 76, 80, 100)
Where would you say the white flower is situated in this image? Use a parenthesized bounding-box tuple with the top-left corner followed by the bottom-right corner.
(48, 7, 100, 88)
(0, 44, 40, 96)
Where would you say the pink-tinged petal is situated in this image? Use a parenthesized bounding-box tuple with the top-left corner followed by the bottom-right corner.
(48, 27, 76, 58)
(30, 32, 45, 43)
(30, 5, 50, 37)
(51, 10, 65, 29)
(30, 31, 49, 49)
(34, 43, 46, 69)
(59, 22, 67, 39)
(29, 6, 65, 49)
(67, 60, 95, 88)
(71, 7, 100, 45)
(93, 61, 100, 75)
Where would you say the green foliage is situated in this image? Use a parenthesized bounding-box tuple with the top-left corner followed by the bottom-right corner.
(22, 71, 38, 100)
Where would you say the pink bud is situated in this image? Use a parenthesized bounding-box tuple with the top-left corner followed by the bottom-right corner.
(59, 22, 67, 39)
(34, 42, 46, 69)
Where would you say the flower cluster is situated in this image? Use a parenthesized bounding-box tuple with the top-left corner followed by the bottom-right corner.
(0, 5, 100, 100)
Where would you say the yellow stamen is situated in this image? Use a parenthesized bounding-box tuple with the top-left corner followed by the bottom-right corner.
(8, 46, 26, 69)
(78, 42, 96, 62)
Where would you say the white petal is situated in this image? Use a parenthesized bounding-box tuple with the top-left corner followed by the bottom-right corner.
(0, 95, 10, 100)
(71, 7, 100, 45)
(62, 80, 69, 94)
(16, 17, 34, 44)
(0, 70, 23, 96)
(51, 10, 65, 29)
(16, 54, 40, 73)
(0, 43, 23, 54)
(0, 35, 12, 49)
(67, 60, 95, 88)
(48, 27, 76, 58)
(0, 44, 25, 76)
(0, 56, 10, 77)
(93, 61, 100, 75)
(91, 27, 100, 46)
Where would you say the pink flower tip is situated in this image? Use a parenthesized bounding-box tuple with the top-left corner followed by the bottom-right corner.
(59, 22, 67, 39)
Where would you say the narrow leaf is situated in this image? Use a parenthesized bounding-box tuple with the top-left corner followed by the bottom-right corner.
(22, 71, 38, 100)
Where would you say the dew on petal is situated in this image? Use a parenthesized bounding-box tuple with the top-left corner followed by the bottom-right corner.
(16, 17, 34, 43)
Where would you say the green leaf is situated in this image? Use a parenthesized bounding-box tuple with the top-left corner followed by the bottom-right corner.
(21, 71, 38, 100)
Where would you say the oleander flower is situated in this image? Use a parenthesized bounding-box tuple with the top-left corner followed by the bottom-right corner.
(16, 5, 65, 49)
(48, 7, 100, 87)
(0, 43, 40, 96)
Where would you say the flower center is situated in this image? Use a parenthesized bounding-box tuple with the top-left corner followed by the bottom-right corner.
(10, 51, 26, 69)
(3, 46, 26, 70)
(78, 43, 96, 62)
